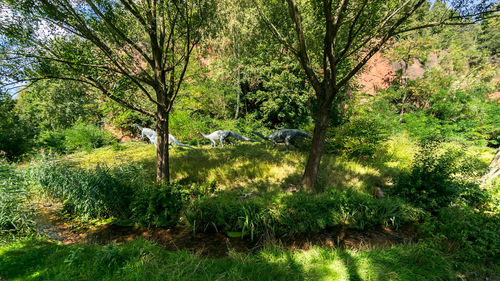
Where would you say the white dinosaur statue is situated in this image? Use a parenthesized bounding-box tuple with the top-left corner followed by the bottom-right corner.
(132, 124, 194, 149)
(197, 130, 260, 148)
(253, 129, 311, 152)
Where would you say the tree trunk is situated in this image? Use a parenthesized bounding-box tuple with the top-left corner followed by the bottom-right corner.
(234, 39, 241, 119)
(480, 148, 500, 184)
(301, 97, 333, 189)
(156, 108, 170, 184)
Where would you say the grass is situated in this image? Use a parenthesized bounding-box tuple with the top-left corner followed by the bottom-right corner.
(7, 133, 497, 280)
(60, 135, 412, 194)
(61, 133, 496, 195)
(0, 238, 456, 281)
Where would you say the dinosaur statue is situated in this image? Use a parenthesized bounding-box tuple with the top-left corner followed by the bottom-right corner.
(168, 134, 194, 149)
(197, 130, 260, 148)
(252, 129, 311, 152)
(132, 124, 157, 147)
(132, 124, 193, 149)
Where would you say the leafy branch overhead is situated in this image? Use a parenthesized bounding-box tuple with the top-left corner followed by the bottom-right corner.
(0, 0, 215, 118)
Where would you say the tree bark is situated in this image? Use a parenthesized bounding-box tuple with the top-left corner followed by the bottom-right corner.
(235, 39, 241, 119)
(480, 148, 500, 184)
(301, 93, 333, 189)
(156, 107, 170, 184)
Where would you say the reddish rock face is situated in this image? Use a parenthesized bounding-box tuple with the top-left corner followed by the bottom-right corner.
(489, 91, 500, 101)
(104, 124, 134, 142)
(357, 51, 439, 96)
(357, 51, 396, 95)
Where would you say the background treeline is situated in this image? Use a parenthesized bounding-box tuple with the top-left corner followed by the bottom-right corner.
(0, 1, 498, 160)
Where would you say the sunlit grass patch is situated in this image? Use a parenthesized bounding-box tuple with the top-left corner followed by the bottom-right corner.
(55, 137, 492, 197)
(63, 141, 155, 169)
(58, 141, 403, 194)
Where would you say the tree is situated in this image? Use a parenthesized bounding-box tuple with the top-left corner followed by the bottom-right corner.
(258, 0, 499, 189)
(0, 0, 215, 183)
(16, 80, 101, 132)
(480, 147, 500, 184)
(0, 91, 33, 159)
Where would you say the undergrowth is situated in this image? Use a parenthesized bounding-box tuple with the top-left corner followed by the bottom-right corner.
(185, 190, 425, 239)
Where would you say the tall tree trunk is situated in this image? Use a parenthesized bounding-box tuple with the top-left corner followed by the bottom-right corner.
(234, 39, 241, 119)
(156, 107, 170, 184)
(301, 95, 333, 189)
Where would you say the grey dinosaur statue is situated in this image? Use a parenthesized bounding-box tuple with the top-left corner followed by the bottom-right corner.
(252, 129, 311, 151)
(198, 130, 260, 148)
(132, 123, 157, 147)
(168, 134, 194, 149)
(132, 124, 193, 149)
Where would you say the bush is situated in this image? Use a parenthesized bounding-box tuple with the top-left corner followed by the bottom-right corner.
(36, 130, 66, 153)
(0, 93, 33, 159)
(130, 184, 183, 227)
(30, 161, 213, 227)
(325, 117, 390, 159)
(185, 190, 425, 239)
(421, 206, 500, 264)
(391, 143, 486, 211)
(62, 124, 116, 152)
(0, 162, 35, 241)
(36, 124, 116, 154)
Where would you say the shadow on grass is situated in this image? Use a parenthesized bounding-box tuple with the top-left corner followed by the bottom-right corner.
(0, 238, 307, 281)
(0, 238, 456, 281)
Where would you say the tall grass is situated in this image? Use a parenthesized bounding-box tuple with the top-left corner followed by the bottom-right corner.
(0, 161, 35, 241)
(31, 161, 135, 219)
(185, 190, 425, 239)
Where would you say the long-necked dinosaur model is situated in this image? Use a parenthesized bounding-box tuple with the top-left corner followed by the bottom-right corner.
(132, 124, 193, 149)
(198, 130, 260, 148)
(132, 124, 157, 147)
(252, 129, 311, 152)
(168, 134, 194, 149)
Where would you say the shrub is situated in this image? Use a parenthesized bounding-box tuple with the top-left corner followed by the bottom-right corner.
(130, 184, 183, 227)
(0, 93, 33, 159)
(62, 124, 116, 152)
(421, 206, 500, 264)
(32, 162, 134, 219)
(325, 117, 390, 159)
(36, 130, 66, 153)
(30, 161, 212, 227)
(391, 143, 486, 211)
(36, 124, 116, 154)
(0, 162, 35, 240)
